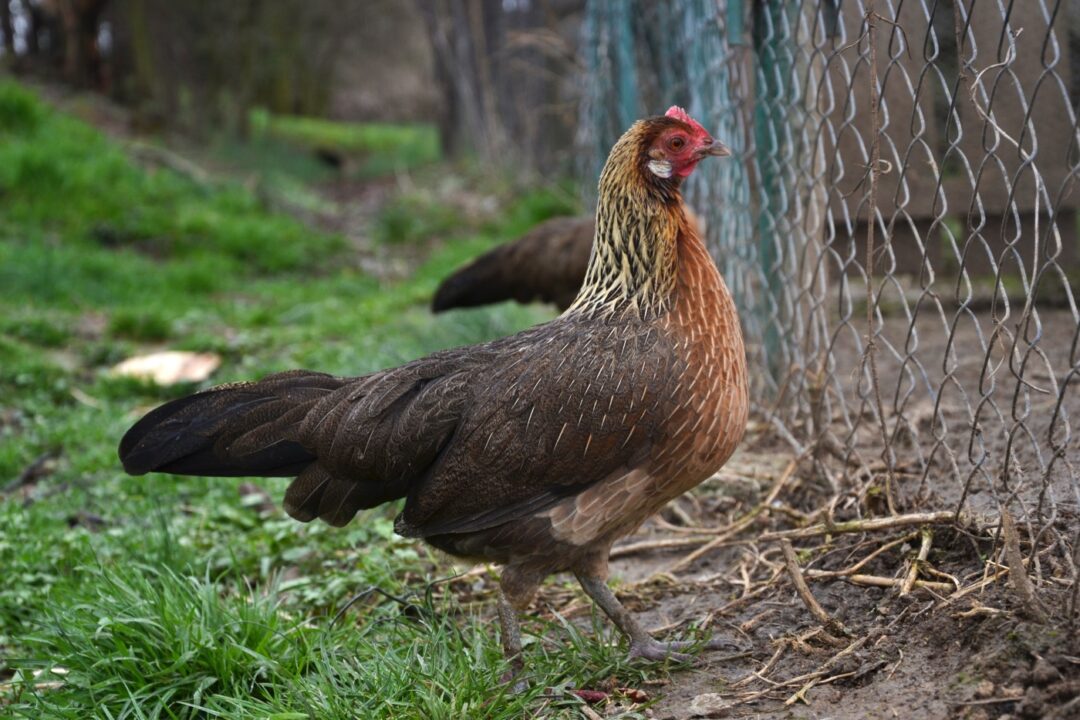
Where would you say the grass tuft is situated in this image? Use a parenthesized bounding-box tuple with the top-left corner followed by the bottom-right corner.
(0, 81, 44, 134)
(9, 563, 314, 718)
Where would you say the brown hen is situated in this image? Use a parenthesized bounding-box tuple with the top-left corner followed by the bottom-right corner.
(119, 106, 748, 674)
(431, 208, 703, 313)
(431, 214, 593, 312)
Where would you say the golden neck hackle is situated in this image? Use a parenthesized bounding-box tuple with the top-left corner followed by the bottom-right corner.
(567, 124, 683, 321)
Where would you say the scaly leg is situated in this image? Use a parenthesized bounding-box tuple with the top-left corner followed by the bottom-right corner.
(575, 572, 730, 662)
(497, 590, 528, 692)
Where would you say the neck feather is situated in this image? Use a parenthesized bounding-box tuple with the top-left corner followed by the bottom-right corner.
(567, 135, 682, 320)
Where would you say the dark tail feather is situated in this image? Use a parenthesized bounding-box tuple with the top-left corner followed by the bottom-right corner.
(119, 371, 343, 478)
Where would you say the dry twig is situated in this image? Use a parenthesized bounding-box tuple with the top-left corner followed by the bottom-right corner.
(938, 567, 1010, 606)
(805, 571, 953, 593)
(758, 511, 959, 542)
(610, 535, 720, 559)
(799, 532, 917, 580)
(732, 644, 786, 688)
(900, 527, 933, 595)
(780, 540, 848, 637)
(1001, 511, 1049, 622)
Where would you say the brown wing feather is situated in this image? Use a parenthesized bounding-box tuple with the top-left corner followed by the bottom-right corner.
(120, 315, 680, 536)
(394, 319, 680, 537)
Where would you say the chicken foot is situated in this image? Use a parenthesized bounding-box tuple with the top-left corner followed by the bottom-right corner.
(576, 573, 729, 662)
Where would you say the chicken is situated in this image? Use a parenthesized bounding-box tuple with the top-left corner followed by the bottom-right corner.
(431, 209, 704, 314)
(119, 106, 748, 676)
(431, 215, 593, 312)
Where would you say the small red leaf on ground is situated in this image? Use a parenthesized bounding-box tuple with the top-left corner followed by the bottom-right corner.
(574, 689, 608, 704)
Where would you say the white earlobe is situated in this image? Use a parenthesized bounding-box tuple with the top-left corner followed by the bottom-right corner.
(648, 159, 673, 178)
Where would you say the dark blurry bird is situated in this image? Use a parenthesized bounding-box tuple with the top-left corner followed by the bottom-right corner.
(119, 106, 747, 674)
(431, 210, 704, 314)
(431, 214, 594, 312)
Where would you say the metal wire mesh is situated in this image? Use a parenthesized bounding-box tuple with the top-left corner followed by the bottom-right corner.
(580, 0, 1080, 609)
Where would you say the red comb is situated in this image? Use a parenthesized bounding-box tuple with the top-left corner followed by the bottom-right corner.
(665, 105, 708, 136)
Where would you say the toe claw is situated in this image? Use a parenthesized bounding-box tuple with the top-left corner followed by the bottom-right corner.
(627, 634, 741, 663)
(701, 636, 742, 652)
(628, 640, 694, 663)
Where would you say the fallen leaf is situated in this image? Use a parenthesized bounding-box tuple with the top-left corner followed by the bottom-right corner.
(111, 351, 220, 385)
(574, 689, 608, 704)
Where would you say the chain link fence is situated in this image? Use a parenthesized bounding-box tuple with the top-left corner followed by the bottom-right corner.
(581, 0, 1079, 615)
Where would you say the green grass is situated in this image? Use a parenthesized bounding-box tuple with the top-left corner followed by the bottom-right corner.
(237, 108, 440, 182)
(254, 110, 439, 177)
(0, 81, 685, 718)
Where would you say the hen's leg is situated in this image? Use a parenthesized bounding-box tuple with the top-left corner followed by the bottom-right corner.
(497, 591, 527, 690)
(497, 567, 541, 692)
(575, 573, 728, 662)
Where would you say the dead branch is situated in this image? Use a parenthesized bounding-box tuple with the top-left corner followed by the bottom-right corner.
(732, 644, 786, 688)
(127, 141, 212, 186)
(900, 527, 933, 595)
(938, 567, 1010, 607)
(781, 539, 848, 637)
(1001, 511, 1049, 622)
(805, 571, 953, 593)
(800, 532, 917, 580)
(954, 601, 1006, 619)
(610, 535, 720, 559)
(758, 511, 960, 542)
(732, 635, 869, 706)
(3, 448, 61, 494)
(713, 570, 785, 617)
(785, 669, 860, 706)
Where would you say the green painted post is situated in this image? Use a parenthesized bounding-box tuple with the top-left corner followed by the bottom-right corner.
(752, 0, 792, 380)
(613, 0, 641, 131)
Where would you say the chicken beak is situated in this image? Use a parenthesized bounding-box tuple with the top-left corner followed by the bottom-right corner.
(698, 138, 732, 158)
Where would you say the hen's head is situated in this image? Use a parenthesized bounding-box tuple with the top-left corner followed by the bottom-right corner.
(640, 106, 730, 182)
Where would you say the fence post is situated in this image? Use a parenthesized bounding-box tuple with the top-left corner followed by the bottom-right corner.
(751, 1, 793, 383)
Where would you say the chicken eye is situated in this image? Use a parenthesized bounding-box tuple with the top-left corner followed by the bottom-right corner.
(669, 136, 686, 151)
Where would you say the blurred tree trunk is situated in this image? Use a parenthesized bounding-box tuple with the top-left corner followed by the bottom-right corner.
(418, 1, 463, 156)
(26, 1, 43, 56)
(417, 0, 507, 160)
(123, 0, 161, 127)
(418, 0, 583, 174)
(53, 0, 109, 88)
(1, 1, 15, 62)
(26, 1, 50, 59)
